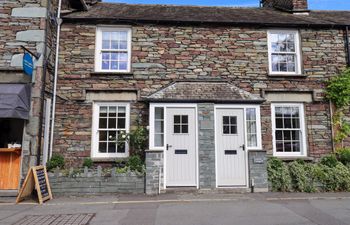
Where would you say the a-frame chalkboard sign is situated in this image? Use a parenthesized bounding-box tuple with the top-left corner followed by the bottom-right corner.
(16, 166, 53, 204)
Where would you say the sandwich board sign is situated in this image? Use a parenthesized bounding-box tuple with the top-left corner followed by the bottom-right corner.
(16, 166, 53, 204)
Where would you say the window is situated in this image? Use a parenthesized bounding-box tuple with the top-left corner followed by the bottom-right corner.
(174, 115, 188, 134)
(92, 103, 130, 158)
(154, 108, 164, 147)
(223, 116, 237, 134)
(95, 27, 131, 72)
(268, 30, 301, 75)
(246, 108, 257, 147)
(272, 103, 307, 157)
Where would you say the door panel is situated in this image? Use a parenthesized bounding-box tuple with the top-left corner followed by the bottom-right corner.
(216, 109, 246, 186)
(0, 152, 21, 190)
(166, 107, 196, 186)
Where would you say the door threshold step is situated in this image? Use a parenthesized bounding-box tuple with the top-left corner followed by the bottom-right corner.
(0, 190, 18, 197)
(165, 187, 198, 194)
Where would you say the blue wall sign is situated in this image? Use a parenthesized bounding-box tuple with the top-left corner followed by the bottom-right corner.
(23, 53, 34, 77)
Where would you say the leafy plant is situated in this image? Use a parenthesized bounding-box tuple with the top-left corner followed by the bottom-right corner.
(325, 68, 350, 145)
(337, 147, 350, 166)
(126, 155, 144, 173)
(267, 157, 291, 192)
(46, 154, 65, 171)
(116, 166, 129, 174)
(118, 126, 148, 158)
(115, 158, 127, 168)
(289, 160, 308, 192)
(82, 158, 93, 168)
(320, 154, 338, 168)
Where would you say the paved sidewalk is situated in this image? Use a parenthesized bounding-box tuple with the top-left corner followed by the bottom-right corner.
(1, 192, 350, 225)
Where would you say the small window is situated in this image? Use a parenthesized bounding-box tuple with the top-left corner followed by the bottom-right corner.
(154, 107, 164, 147)
(268, 30, 301, 75)
(246, 108, 257, 147)
(95, 27, 131, 73)
(174, 115, 188, 134)
(272, 104, 306, 157)
(223, 116, 237, 134)
(92, 103, 129, 158)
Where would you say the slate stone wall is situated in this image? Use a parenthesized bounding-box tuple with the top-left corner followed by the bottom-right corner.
(49, 173, 144, 194)
(198, 103, 216, 189)
(248, 151, 268, 191)
(145, 150, 164, 194)
(55, 24, 347, 167)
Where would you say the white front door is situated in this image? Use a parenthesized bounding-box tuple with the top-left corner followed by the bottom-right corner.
(166, 107, 196, 186)
(216, 108, 247, 186)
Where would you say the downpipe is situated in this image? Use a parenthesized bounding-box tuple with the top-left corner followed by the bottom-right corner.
(49, 0, 62, 160)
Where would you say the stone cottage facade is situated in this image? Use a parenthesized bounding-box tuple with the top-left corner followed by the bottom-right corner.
(53, 0, 350, 193)
(0, 0, 55, 194)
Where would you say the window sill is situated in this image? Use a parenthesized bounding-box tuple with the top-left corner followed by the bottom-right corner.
(91, 71, 134, 76)
(91, 157, 128, 162)
(268, 74, 307, 78)
(270, 156, 314, 162)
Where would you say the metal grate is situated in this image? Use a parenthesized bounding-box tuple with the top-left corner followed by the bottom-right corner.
(12, 213, 95, 225)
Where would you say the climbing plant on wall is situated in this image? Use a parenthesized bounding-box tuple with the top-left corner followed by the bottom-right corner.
(325, 68, 350, 147)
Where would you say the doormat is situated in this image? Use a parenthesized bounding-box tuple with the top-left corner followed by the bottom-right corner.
(12, 213, 95, 225)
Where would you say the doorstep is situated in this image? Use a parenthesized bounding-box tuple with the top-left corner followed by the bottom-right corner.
(0, 190, 17, 197)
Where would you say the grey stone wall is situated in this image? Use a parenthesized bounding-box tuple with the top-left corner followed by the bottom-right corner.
(198, 103, 216, 189)
(49, 173, 144, 194)
(248, 150, 268, 192)
(145, 150, 164, 194)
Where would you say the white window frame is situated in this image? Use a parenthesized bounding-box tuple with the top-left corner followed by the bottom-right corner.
(267, 30, 302, 75)
(149, 105, 165, 150)
(91, 102, 130, 158)
(95, 26, 132, 73)
(271, 103, 307, 157)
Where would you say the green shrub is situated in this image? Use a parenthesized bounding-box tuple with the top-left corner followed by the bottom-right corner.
(314, 163, 350, 191)
(289, 161, 308, 192)
(82, 158, 93, 168)
(337, 148, 350, 166)
(115, 158, 127, 168)
(267, 157, 291, 192)
(46, 154, 65, 171)
(320, 154, 338, 168)
(126, 155, 144, 173)
(116, 166, 129, 174)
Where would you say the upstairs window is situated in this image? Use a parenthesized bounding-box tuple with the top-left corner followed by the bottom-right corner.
(268, 30, 301, 75)
(95, 27, 131, 73)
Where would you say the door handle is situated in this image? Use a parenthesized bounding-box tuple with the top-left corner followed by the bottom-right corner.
(166, 144, 172, 150)
(240, 144, 245, 151)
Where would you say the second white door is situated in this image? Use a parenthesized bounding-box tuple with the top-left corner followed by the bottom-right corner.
(216, 108, 247, 186)
(166, 107, 196, 186)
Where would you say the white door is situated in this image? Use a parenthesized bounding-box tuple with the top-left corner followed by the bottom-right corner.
(216, 108, 247, 186)
(166, 107, 197, 186)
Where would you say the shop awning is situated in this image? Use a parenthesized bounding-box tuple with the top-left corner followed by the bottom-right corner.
(0, 84, 31, 120)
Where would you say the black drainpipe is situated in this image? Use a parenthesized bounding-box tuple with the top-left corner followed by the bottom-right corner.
(346, 26, 350, 67)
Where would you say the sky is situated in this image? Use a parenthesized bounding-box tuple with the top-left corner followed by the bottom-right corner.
(103, 0, 350, 10)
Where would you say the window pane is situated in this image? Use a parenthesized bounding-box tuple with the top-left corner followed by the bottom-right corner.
(111, 40, 118, 49)
(108, 131, 116, 141)
(276, 118, 283, 129)
(108, 142, 116, 153)
(276, 130, 283, 140)
(276, 141, 284, 152)
(102, 61, 109, 70)
(108, 118, 116, 129)
(230, 116, 237, 125)
(99, 142, 107, 153)
(118, 107, 126, 117)
(99, 131, 107, 141)
(284, 142, 292, 152)
(223, 125, 230, 134)
(117, 141, 125, 153)
(248, 134, 257, 147)
(182, 115, 188, 124)
(230, 125, 237, 134)
(99, 118, 107, 128)
(292, 130, 300, 141)
(174, 115, 181, 124)
(283, 130, 291, 141)
(292, 141, 300, 152)
(284, 118, 292, 128)
(246, 108, 256, 120)
(182, 125, 188, 133)
(155, 108, 164, 119)
(117, 118, 125, 129)
(155, 134, 164, 147)
(109, 107, 116, 117)
(248, 121, 257, 133)
(155, 121, 164, 133)
(174, 125, 181, 133)
(223, 116, 229, 125)
(119, 62, 127, 70)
